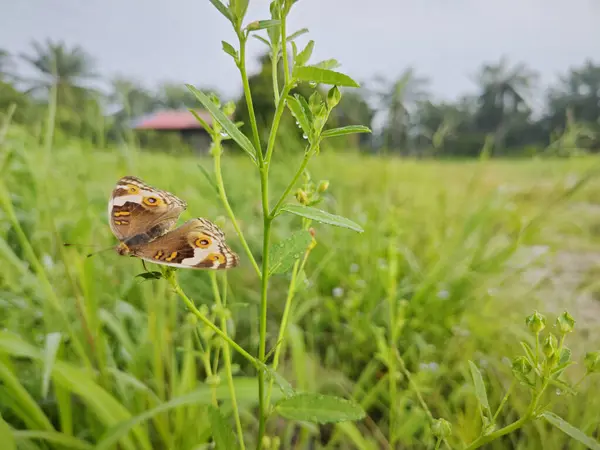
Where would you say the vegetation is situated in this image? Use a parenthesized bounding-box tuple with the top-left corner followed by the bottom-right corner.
(1, 1, 600, 449)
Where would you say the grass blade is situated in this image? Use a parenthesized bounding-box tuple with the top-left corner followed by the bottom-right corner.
(541, 412, 600, 450)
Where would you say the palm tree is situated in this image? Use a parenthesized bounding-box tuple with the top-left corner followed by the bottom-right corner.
(20, 39, 98, 100)
(473, 56, 538, 147)
(369, 68, 430, 153)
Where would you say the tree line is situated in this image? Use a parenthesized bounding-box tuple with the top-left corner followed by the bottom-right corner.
(1, 39, 599, 157)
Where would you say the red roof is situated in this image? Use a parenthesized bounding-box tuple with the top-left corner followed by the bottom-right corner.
(132, 109, 213, 130)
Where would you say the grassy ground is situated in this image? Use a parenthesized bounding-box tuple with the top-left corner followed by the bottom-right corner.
(1, 125, 599, 449)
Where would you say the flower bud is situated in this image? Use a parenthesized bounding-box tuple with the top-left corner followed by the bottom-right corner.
(317, 180, 330, 193)
(525, 311, 546, 334)
(431, 418, 452, 439)
(543, 333, 558, 359)
(511, 356, 533, 384)
(261, 436, 272, 448)
(326, 86, 341, 109)
(295, 189, 309, 205)
(584, 351, 600, 373)
(556, 311, 575, 334)
(222, 101, 236, 117)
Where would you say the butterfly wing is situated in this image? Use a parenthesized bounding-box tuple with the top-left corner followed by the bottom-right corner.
(129, 218, 239, 270)
(108, 176, 187, 243)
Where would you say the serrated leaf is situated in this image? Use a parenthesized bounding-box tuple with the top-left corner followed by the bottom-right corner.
(135, 271, 163, 280)
(287, 28, 309, 41)
(280, 204, 364, 233)
(209, 406, 239, 450)
(520, 341, 536, 366)
(187, 85, 257, 164)
(276, 393, 365, 424)
(311, 59, 341, 70)
(469, 361, 491, 418)
(42, 332, 62, 398)
(286, 95, 311, 137)
(269, 230, 312, 275)
(221, 41, 238, 60)
(208, 0, 232, 21)
(295, 40, 314, 67)
(321, 126, 371, 139)
(0, 413, 15, 450)
(541, 412, 600, 450)
(294, 66, 359, 87)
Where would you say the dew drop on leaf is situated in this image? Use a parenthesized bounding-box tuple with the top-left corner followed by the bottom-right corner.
(302, 134, 308, 140)
(309, 82, 317, 88)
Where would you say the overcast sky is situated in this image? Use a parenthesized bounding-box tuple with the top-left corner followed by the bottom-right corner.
(1, 0, 599, 101)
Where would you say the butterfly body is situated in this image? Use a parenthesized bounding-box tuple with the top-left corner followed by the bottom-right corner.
(108, 176, 238, 270)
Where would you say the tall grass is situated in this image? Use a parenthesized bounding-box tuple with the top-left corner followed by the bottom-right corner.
(1, 115, 600, 448)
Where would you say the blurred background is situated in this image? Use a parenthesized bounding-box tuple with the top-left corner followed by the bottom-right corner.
(1, 0, 600, 449)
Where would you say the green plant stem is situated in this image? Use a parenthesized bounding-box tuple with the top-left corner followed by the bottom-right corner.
(237, 33, 263, 162)
(265, 246, 311, 407)
(167, 273, 257, 368)
(213, 138, 261, 277)
(265, 84, 292, 165)
(280, 9, 290, 85)
(269, 153, 311, 218)
(271, 47, 280, 106)
(210, 273, 246, 450)
(492, 381, 515, 422)
(386, 238, 399, 446)
(256, 215, 272, 450)
(465, 380, 549, 450)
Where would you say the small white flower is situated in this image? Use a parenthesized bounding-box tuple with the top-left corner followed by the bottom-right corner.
(332, 287, 344, 298)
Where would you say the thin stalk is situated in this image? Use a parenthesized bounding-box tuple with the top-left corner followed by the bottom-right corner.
(265, 84, 292, 165)
(213, 139, 261, 277)
(265, 246, 311, 407)
(269, 153, 311, 218)
(271, 47, 280, 105)
(167, 273, 257, 368)
(210, 273, 246, 450)
(492, 381, 515, 422)
(280, 10, 290, 85)
(386, 238, 399, 445)
(256, 215, 272, 450)
(465, 381, 549, 450)
(238, 33, 263, 162)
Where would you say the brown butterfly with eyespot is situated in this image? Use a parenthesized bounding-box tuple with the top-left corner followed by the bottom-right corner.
(108, 176, 239, 269)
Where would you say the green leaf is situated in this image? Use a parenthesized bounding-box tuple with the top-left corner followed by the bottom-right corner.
(321, 126, 372, 139)
(286, 95, 311, 137)
(253, 35, 271, 47)
(13, 430, 94, 450)
(541, 412, 600, 450)
(208, 0, 232, 21)
(0, 413, 16, 450)
(294, 66, 359, 87)
(135, 271, 163, 280)
(280, 204, 364, 233)
(559, 346, 571, 365)
(287, 28, 309, 41)
(233, 0, 249, 21)
(469, 361, 491, 417)
(311, 59, 341, 70)
(221, 41, 238, 60)
(275, 393, 365, 424)
(247, 19, 281, 31)
(42, 332, 62, 398)
(295, 40, 314, 67)
(187, 85, 257, 164)
(520, 341, 536, 366)
(269, 230, 312, 275)
(209, 406, 239, 450)
(263, 366, 295, 398)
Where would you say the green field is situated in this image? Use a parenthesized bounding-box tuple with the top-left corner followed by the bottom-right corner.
(1, 123, 599, 449)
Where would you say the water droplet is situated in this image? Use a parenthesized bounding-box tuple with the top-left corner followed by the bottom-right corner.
(220, 131, 228, 138)
(302, 133, 308, 140)
(556, 389, 562, 396)
(309, 82, 317, 88)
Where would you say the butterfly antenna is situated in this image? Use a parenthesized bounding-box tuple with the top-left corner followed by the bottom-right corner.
(86, 246, 116, 258)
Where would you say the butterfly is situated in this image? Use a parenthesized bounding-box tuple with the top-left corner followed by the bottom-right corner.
(108, 176, 239, 269)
